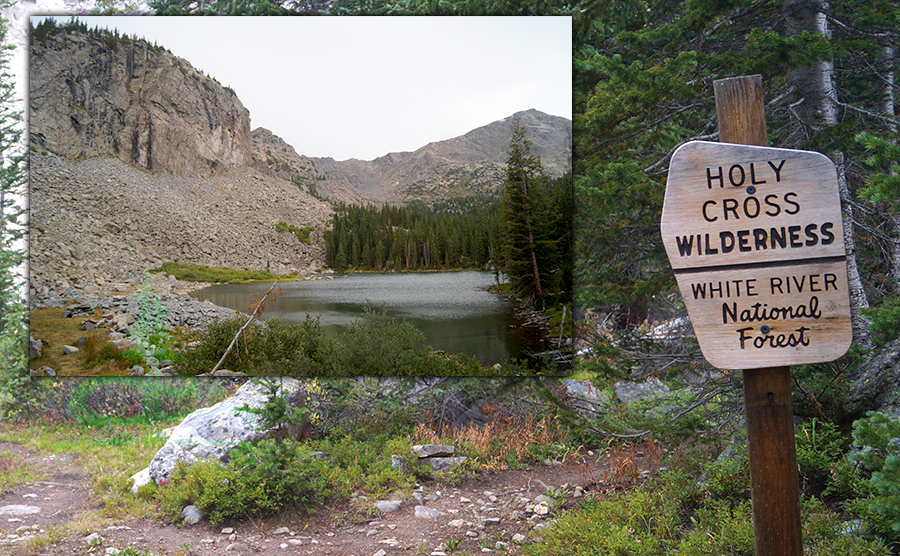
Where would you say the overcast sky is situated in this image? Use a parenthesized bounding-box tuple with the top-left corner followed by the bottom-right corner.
(31, 16, 571, 161)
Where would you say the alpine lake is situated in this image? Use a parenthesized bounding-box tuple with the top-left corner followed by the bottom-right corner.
(190, 270, 544, 367)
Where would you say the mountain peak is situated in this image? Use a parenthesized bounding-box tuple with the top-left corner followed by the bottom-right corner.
(257, 109, 571, 206)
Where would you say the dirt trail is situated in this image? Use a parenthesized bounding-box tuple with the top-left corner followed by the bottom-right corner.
(0, 440, 641, 556)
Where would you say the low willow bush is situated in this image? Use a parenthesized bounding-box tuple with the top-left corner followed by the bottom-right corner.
(175, 316, 329, 376)
(157, 439, 333, 525)
(175, 307, 490, 376)
(154, 434, 417, 525)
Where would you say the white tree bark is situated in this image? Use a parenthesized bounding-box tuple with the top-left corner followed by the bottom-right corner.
(784, 0, 872, 348)
(878, 46, 900, 285)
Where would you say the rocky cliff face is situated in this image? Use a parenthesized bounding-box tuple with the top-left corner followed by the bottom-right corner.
(28, 28, 332, 299)
(30, 31, 254, 177)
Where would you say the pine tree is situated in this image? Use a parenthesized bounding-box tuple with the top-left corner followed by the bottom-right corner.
(573, 0, 899, 338)
(0, 6, 29, 392)
(499, 118, 551, 306)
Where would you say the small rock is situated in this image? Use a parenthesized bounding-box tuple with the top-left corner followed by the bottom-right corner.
(272, 526, 290, 535)
(414, 505, 445, 519)
(424, 456, 468, 472)
(180, 505, 202, 525)
(412, 444, 455, 458)
(513, 533, 527, 543)
(129, 468, 151, 494)
(221, 527, 234, 535)
(0, 506, 40, 516)
(61, 345, 79, 355)
(374, 499, 403, 513)
(448, 519, 466, 528)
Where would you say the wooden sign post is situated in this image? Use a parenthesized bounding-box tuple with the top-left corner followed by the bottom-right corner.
(660, 75, 853, 556)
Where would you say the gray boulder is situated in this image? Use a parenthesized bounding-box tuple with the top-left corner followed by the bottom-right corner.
(613, 377, 670, 404)
(146, 378, 308, 484)
(845, 339, 900, 419)
(29, 336, 42, 360)
(423, 456, 468, 473)
(412, 444, 455, 458)
(31, 366, 56, 377)
(563, 379, 609, 417)
(180, 505, 203, 525)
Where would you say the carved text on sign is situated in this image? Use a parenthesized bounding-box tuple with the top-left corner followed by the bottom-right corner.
(660, 141, 852, 369)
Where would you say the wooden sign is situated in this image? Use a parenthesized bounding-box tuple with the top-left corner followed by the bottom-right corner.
(661, 141, 852, 369)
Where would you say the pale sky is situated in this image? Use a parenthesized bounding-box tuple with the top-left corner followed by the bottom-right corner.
(31, 16, 572, 161)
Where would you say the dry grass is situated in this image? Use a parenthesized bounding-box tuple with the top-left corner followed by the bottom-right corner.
(29, 308, 124, 376)
(413, 413, 564, 470)
(602, 436, 666, 485)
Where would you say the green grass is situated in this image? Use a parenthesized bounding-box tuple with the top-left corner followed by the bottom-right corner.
(0, 450, 45, 492)
(0, 417, 179, 522)
(151, 261, 298, 283)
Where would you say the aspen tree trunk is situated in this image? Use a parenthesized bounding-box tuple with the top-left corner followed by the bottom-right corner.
(879, 46, 900, 284)
(785, 0, 872, 348)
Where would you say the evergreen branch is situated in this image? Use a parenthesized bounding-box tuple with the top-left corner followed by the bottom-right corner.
(861, 58, 900, 94)
(767, 85, 798, 109)
(596, 102, 707, 151)
(643, 132, 719, 174)
(832, 98, 900, 127)
(823, 12, 895, 41)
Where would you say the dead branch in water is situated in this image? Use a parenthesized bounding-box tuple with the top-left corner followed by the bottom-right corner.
(210, 278, 280, 375)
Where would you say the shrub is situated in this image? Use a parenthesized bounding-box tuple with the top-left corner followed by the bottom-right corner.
(699, 447, 751, 503)
(159, 439, 333, 525)
(796, 418, 845, 495)
(334, 305, 484, 376)
(64, 377, 230, 423)
(175, 315, 332, 376)
(175, 306, 488, 377)
(849, 411, 900, 543)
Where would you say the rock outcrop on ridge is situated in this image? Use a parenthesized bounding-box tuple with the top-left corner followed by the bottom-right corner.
(30, 29, 253, 177)
(28, 26, 334, 300)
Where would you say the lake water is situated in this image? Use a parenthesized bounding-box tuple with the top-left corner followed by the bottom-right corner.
(190, 271, 537, 365)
